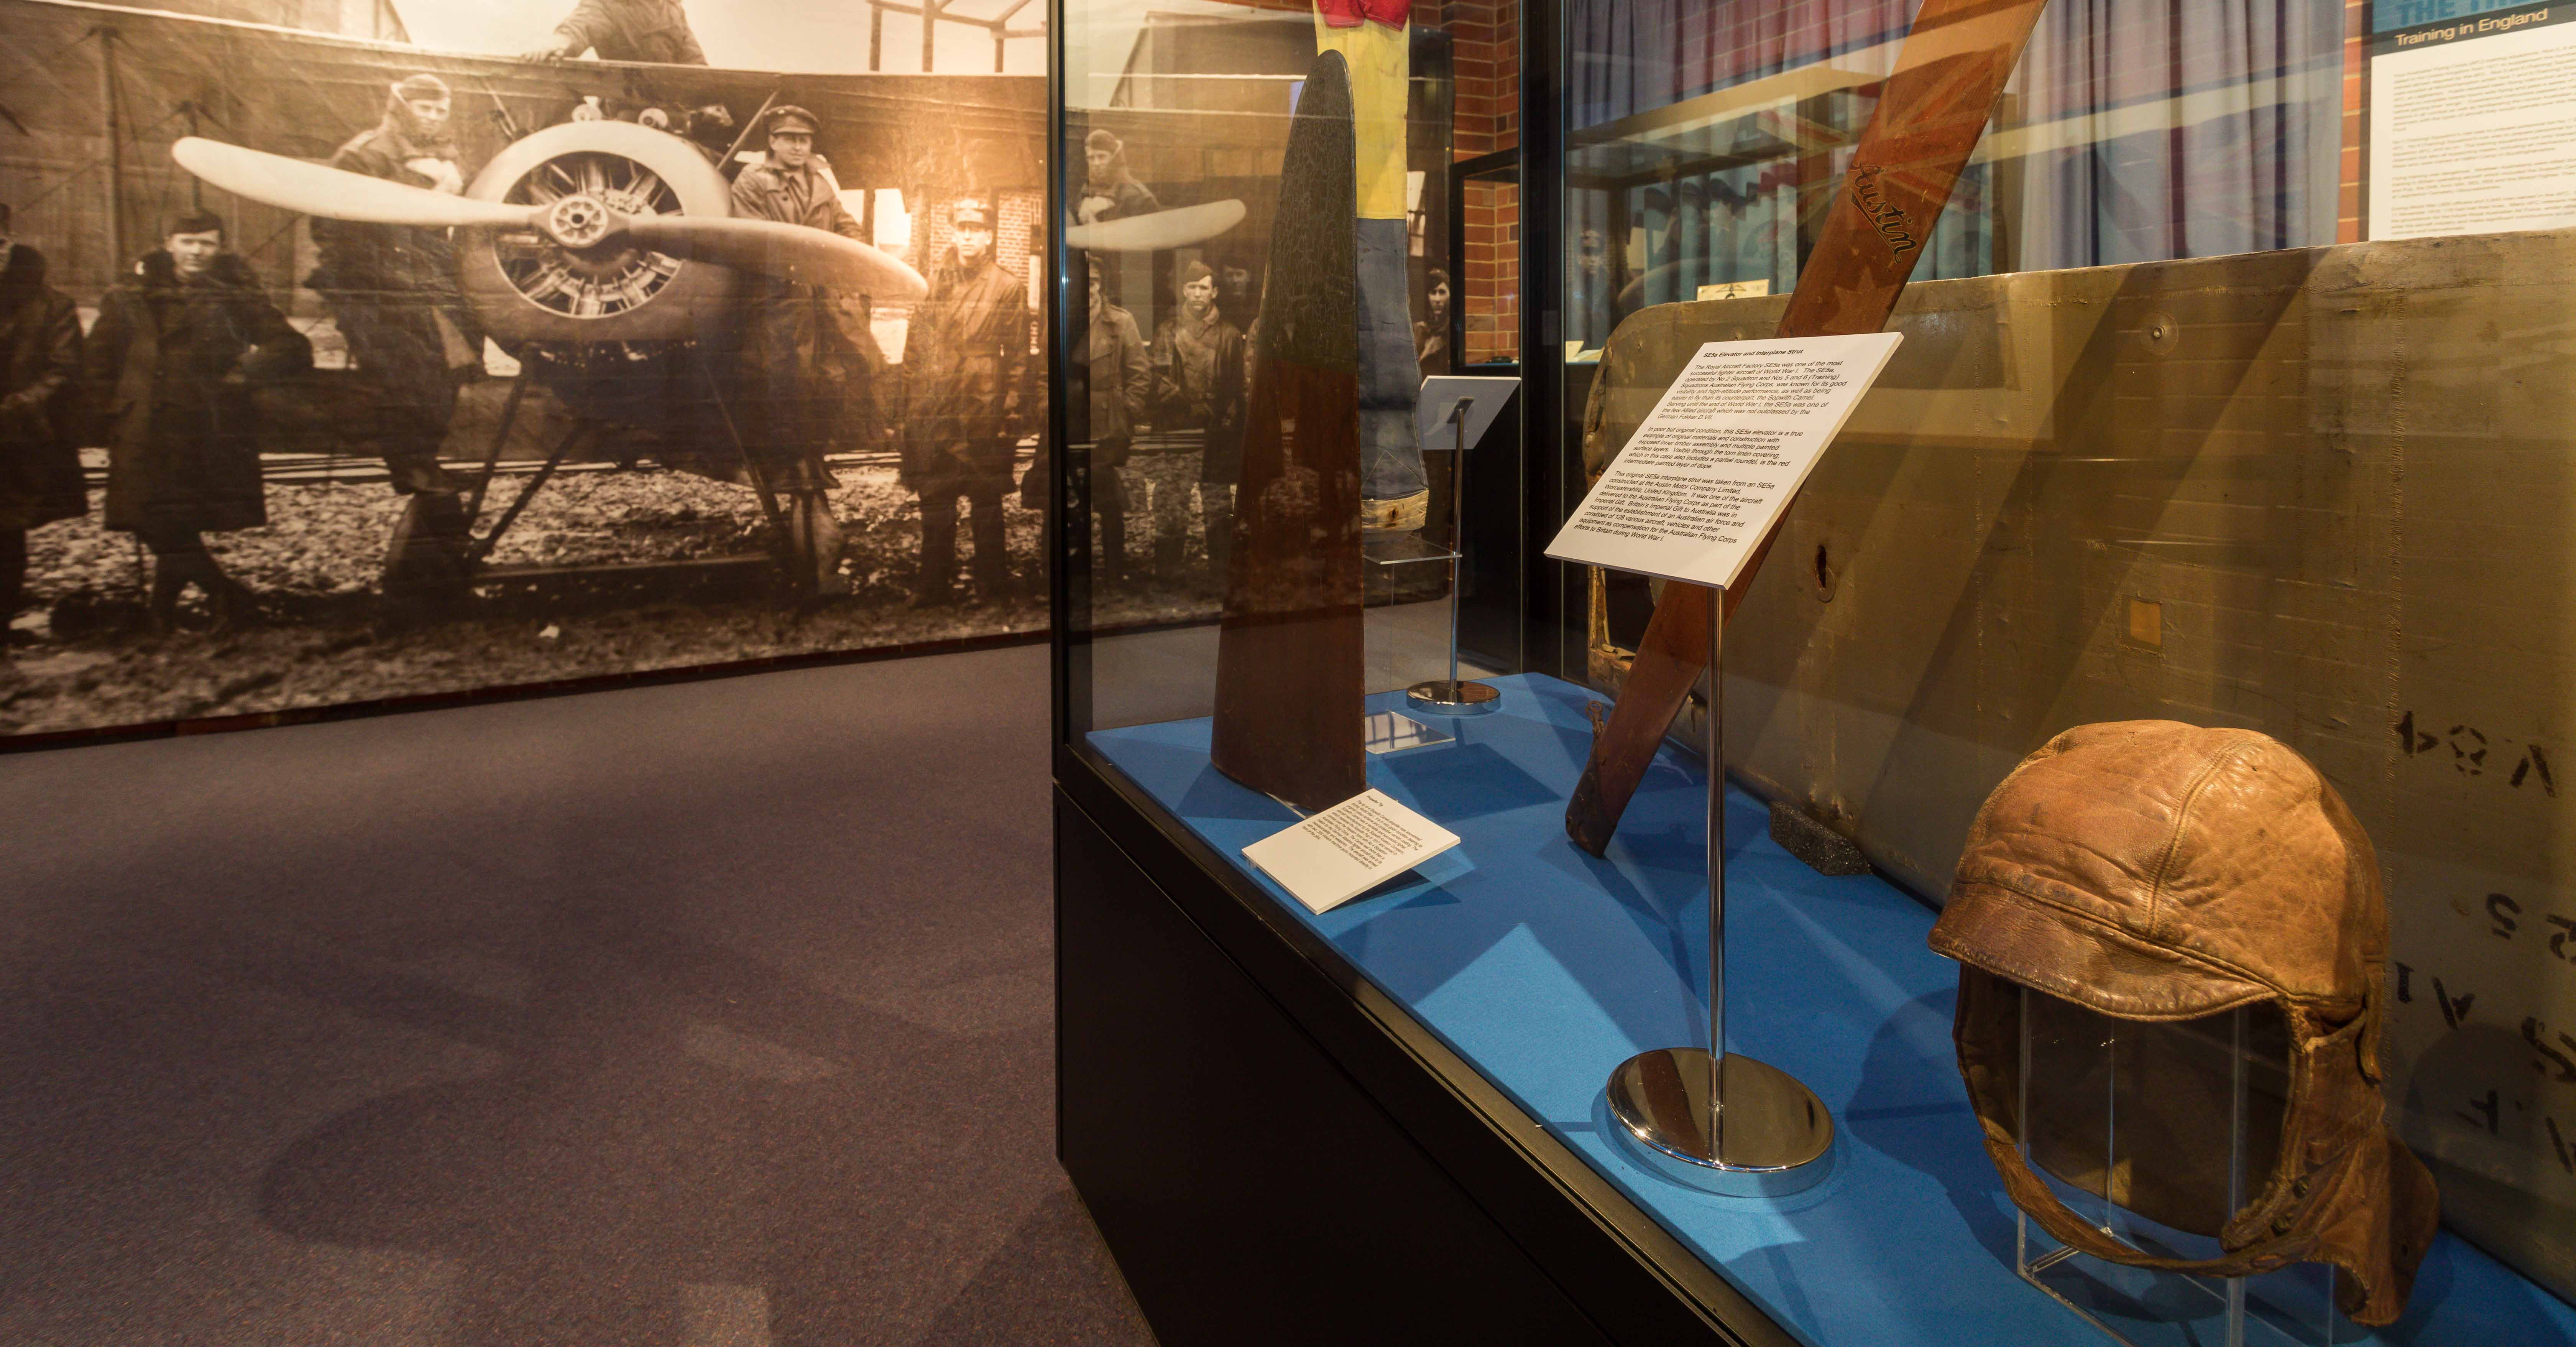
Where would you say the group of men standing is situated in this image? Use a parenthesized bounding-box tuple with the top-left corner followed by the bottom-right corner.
(1078, 256, 1254, 593)
(0, 71, 475, 638)
(726, 99, 1038, 608)
(682, 96, 1038, 608)
(9, 0, 1463, 646)
(0, 43, 1065, 638)
(0, 198, 320, 639)
(1071, 126, 1252, 594)
(1068, 0, 1451, 594)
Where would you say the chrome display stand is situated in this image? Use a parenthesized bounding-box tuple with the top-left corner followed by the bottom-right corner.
(1390, 377, 1517, 717)
(1605, 584, 1835, 1196)
(1406, 397, 1495, 714)
(2015, 988, 2338, 1346)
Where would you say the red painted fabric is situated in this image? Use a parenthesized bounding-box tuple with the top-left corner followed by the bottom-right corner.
(1313, 0, 1408, 29)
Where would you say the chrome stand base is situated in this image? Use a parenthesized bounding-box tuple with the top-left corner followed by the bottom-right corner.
(1605, 1048, 1835, 1197)
(1405, 679, 1501, 715)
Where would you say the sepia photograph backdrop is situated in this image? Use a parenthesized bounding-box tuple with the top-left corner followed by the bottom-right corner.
(0, 0, 1051, 742)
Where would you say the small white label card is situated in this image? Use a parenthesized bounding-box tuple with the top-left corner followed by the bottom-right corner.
(1243, 788, 1462, 914)
(1545, 331, 1902, 588)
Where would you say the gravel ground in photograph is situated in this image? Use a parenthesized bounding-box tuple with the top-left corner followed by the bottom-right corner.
(3, 464, 1215, 739)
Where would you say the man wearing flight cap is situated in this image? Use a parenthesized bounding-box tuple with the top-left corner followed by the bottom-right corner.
(1148, 258, 1245, 585)
(1074, 129, 1159, 227)
(901, 196, 1029, 605)
(525, 0, 708, 65)
(730, 106, 866, 241)
(309, 72, 485, 499)
(727, 104, 884, 587)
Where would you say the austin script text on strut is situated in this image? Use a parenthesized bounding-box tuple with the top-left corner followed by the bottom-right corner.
(1849, 164, 1918, 255)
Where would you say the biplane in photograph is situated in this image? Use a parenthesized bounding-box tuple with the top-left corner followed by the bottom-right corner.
(0, 0, 1045, 602)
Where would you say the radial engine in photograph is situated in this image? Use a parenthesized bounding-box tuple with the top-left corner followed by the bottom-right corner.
(173, 118, 928, 597)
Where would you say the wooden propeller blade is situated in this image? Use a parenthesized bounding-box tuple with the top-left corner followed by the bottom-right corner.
(1210, 53, 1365, 814)
(1565, 0, 2053, 857)
(1063, 199, 1248, 252)
(172, 137, 537, 230)
(620, 214, 928, 301)
(176, 137, 928, 301)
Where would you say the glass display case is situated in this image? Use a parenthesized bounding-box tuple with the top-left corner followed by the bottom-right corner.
(1051, 1, 2576, 1344)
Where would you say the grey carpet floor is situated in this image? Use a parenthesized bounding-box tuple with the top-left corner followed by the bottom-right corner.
(0, 645, 1158, 1346)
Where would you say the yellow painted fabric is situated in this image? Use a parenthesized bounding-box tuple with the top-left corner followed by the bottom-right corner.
(1311, 14, 1410, 220)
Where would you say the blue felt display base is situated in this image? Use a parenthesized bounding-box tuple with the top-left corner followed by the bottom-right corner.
(1088, 673, 2576, 1347)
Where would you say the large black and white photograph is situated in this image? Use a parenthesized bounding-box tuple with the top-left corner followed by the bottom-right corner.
(0, 0, 1055, 739)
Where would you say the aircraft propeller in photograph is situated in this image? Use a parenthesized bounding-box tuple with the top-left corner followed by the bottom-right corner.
(173, 122, 931, 598)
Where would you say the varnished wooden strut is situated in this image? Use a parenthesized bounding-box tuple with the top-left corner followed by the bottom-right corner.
(1566, 0, 2055, 856)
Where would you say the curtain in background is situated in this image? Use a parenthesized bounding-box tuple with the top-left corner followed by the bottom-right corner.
(1568, 0, 1912, 129)
(1566, 0, 2343, 288)
(2014, 0, 2341, 269)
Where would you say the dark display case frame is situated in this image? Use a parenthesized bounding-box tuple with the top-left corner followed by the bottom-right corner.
(1042, 2, 2576, 1341)
(1052, 749, 1789, 1346)
(1043, 2, 1781, 1341)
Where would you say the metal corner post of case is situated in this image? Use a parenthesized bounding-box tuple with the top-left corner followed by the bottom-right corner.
(1706, 582, 1725, 1141)
(1601, 583, 1836, 1198)
(1451, 401, 1469, 691)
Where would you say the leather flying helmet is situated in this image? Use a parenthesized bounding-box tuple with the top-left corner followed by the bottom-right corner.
(1928, 720, 2439, 1325)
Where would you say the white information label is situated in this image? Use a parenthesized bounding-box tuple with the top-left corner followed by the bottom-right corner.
(2369, 7, 2576, 240)
(1243, 789, 1463, 914)
(1543, 331, 1903, 589)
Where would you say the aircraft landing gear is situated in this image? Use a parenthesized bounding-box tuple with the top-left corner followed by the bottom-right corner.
(381, 491, 476, 599)
(369, 347, 846, 616)
(784, 488, 847, 597)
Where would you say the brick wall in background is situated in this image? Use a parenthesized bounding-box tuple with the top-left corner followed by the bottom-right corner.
(1215, 3, 1508, 153)
(1461, 177, 1520, 364)
(915, 188, 1046, 285)
(889, 187, 1046, 364)
(1448, 0, 1518, 157)
(1449, 0, 1519, 364)
(1147, 2, 1521, 362)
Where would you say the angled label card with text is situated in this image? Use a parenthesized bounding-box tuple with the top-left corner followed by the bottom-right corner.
(1546, 332, 1902, 589)
(1244, 789, 1462, 914)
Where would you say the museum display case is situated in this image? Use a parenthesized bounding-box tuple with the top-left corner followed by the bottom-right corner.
(1050, 0, 2576, 1343)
